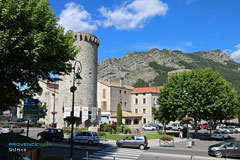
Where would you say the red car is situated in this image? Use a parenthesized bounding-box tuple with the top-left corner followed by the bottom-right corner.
(200, 124, 206, 129)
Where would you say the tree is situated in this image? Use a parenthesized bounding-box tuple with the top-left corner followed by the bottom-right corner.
(153, 67, 239, 137)
(38, 102, 48, 119)
(133, 79, 149, 88)
(0, 0, 77, 112)
(117, 103, 122, 126)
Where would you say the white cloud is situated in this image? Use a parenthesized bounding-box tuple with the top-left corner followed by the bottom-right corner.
(186, 0, 196, 5)
(230, 44, 240, 62)
(98, 0, 168, 30)
(58, 2, 97, 33)
(183, 42, 193, 47)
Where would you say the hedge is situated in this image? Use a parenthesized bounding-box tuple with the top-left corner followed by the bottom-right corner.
(0, 121, 41, 127)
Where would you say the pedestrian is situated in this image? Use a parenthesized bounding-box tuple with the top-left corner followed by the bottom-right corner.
(179, 129, 183, 139)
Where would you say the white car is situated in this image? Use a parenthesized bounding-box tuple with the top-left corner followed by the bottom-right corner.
(170, 124, 183, 131)
(211, 130, 229, 139)
(142, 124, 156, 131)
(0, 125, 24, 134)
(68, 131, 100, 145)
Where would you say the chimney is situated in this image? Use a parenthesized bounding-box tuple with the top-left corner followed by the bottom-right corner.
(120, 77, 124, 88)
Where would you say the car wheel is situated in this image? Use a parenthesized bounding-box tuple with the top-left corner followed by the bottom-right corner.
(88, 140, 93, 146)
(139, 145, 145, 150)
(152, 128, 155, 131)
(117, 143, 122, 148)
(215, 151, 223, 158)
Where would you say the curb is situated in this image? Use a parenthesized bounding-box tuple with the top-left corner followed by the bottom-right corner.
(49, 143, 102, 151)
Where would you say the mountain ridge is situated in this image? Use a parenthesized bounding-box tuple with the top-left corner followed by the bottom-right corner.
(98, 49, 240, 93)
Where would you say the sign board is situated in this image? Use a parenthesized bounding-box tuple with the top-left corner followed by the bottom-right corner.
(91, 107, 97, 122)
(64, 107, 71, 118)
(74, 106, 80, 117)
(23, 99, 39, 121)
(82, 106, 88, 122)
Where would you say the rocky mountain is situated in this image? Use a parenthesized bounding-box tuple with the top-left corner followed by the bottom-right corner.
(98, 48, 240, 93)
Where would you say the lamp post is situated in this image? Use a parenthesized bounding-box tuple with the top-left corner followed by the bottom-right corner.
(183, 90, 189, 139)
(70, 60, 82, 160)
(52, 92, 56, 128)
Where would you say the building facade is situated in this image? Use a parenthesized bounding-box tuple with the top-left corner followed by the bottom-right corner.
(97, 79, 134, 124)
(131, 87, 162, 124)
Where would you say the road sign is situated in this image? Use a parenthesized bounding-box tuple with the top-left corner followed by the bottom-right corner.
(23, 99, 39, 121)
(91, 107, 97, 122)
(82, 106, 88, 122)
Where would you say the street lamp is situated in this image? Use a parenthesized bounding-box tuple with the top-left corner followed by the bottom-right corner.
(70, 60, 82, 160)
(52, 92, 56, 128)
(183, 90, 189, 139)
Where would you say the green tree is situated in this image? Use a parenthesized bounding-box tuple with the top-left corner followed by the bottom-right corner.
(133, 79, 149, 87)
(38, 102, 48, 119)
(154, 67, 238, 137)
(0, 0, 77, 112)
(117, 103, 122, 126)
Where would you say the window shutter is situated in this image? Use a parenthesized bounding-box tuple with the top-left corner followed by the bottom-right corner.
(103, 89, 106, 98)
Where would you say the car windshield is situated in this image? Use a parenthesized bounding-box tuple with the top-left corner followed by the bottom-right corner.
(93, 132, 98, 136)
(2, 125, 11, 128)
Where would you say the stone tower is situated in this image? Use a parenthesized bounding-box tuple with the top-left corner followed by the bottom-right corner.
(58, 32, 100, 127)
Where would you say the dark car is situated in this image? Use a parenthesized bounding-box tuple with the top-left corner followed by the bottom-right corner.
(206, 124, 217, 130)
(37, 128, 63, 141)
(116, 135, 148, 150)
(208, 141, 240, 158)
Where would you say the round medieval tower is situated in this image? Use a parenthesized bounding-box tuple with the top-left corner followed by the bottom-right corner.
(58, 32, 100, 128)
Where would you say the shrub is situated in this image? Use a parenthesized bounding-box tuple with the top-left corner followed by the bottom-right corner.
(157, 129, 165, 135)
(116, 126, 123, 133)
(80, 127, 88, 131)
(123, 126, 131, 134)
(100, 123, 111, 132)
(160, 135, 173, 141)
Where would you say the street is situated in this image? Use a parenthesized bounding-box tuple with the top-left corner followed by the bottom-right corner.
(36, 128, 240, 160)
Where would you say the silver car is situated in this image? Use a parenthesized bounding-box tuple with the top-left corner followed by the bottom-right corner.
(116, 135, 148, 150)
(68, 131, 100, 145)
(0, 125, 24, 133)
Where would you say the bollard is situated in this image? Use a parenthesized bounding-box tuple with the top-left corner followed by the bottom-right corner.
(113, 157, 115, 160)
(86, 151, 88, 160)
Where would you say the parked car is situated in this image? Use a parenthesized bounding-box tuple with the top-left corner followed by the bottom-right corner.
(228, 126, 238, 133)
(37, 128, 64, 141)
(68, 131, 99, 145)
(165, 124, 172, 130)
(142, 124, 156, 131)
(170, 123, 183, 131)
(150, 124, 160, 129)
(211, 131, 229, 140)
(208, 141, 240, 158)
(0, 125, 24, 134)
(191, 124, 200, 130)
(219, 126, 234, 134)
(206, 124, 217, 130)
(116, 135, 148, 150)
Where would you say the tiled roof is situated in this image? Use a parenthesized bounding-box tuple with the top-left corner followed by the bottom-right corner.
(131, 86, 163, 94)
(98, 79, 134, 90)
(39, 79, 59, 86)
(111, 111, 142, 118)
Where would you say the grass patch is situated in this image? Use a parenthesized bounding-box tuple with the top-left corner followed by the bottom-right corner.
(145, 134, 173, 139)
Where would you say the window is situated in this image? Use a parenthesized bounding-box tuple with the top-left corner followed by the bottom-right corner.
(134, 119, 139, 125)
(124, 102, 127, 106)
(103, 89, 106, 98)
(102, 101, 107, 112)
(126, 119, 131, 125)
(143, 93, 146, 95)
(143, 98, 146, 104)
(143, 109, 146, 114)
(135, 98, 138, 104)
(135, 109, 138, 113)
(119, 90, 121, 94)
(135, 94, 138, 96)
(124, 91, 127, 94)
(83, 132, 91, 136)
(153, 98, 156, 104)
(143, 118, 146, 124)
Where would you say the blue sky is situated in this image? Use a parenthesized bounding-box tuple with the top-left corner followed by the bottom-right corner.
(49, 0, 240, 62)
